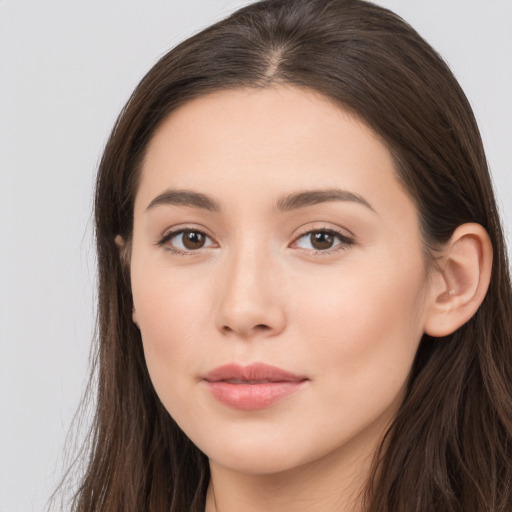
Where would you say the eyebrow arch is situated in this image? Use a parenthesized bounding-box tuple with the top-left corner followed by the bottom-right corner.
(146, 189, 221, 212)
(275, 188, 376, 213)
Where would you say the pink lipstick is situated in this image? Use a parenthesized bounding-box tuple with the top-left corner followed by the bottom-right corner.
(202, 363, 308, 410)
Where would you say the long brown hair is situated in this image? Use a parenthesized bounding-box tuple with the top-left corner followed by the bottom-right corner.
(48, 1, 512, 510)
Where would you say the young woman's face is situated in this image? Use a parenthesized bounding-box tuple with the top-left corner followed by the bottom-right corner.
(130, 86, 432, 476)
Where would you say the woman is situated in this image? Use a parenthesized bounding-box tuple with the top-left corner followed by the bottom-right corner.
(49, 0, 512, 510)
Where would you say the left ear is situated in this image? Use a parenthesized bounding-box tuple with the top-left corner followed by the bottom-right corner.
(424, 223, 493, 337)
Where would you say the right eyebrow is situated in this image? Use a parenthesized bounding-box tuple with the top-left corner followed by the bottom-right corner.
(145, 189, 220, 212)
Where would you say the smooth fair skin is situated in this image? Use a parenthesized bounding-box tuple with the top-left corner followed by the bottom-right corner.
(125, 86, 492, 512)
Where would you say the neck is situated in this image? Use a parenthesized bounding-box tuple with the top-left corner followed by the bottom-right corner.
(204, 431, 382, 512)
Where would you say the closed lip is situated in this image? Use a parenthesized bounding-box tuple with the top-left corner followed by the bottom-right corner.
(202, 362, 308, 383)
(202, 363, 308, 410)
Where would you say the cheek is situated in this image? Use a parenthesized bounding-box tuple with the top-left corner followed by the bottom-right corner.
(291, 258, 426, 403)
(131, 260, 212, 393)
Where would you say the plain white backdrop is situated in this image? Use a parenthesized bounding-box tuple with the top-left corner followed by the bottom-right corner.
(0, 1, 511, 510)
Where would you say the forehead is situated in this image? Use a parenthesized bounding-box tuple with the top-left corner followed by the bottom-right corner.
(136, 86, 415, 220)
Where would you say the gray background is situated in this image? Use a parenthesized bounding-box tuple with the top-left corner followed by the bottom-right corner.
(1, 1, 511, 510)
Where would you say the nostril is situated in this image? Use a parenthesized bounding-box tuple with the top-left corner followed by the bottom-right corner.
(221, 323, 272, 336)
(255, 324, 271, 331)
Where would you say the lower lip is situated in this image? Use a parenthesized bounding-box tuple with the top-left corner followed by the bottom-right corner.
(205, 381, 306, 410)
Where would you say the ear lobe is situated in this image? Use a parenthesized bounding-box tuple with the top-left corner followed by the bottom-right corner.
(114, 234, 131, 268)
(115, 235, 139, 327)
(424, 223, 492, 337)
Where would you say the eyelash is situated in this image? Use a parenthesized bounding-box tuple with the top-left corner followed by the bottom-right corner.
(293, 227, 354, 255)
(157, 228, 214, 256)
(157, 227, 354, 256)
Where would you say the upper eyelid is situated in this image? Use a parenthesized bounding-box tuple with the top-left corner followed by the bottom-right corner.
(292, 229, 354, 245)
(164, 228, 211, 240)
(159, 224, 215, 241)
(292, 223, 355, 241)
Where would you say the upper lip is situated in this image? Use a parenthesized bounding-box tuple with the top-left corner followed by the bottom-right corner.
(203, 363, 307, 383)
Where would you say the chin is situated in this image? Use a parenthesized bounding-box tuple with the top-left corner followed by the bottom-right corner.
(194, 431, 310, 475)
(210, 450, 307, 476)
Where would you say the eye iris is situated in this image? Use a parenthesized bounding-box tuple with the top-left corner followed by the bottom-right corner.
(311, 231, 334, 250)
(182, 231, 205, 250)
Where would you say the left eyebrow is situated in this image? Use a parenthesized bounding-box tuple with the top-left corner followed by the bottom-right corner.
(275, 188, 376, 213)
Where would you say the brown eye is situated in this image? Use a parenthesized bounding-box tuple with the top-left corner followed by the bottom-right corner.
(181, 230, 206, 250)
(310, 231, 335, 250)
(160, 229, 215, 253)
(293, 229, 353, 253)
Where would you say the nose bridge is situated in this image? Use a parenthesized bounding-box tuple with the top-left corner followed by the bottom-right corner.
(216, 238, 285, 338)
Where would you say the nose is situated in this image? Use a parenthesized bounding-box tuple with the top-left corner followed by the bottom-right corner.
(215, 245, 286, 339)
